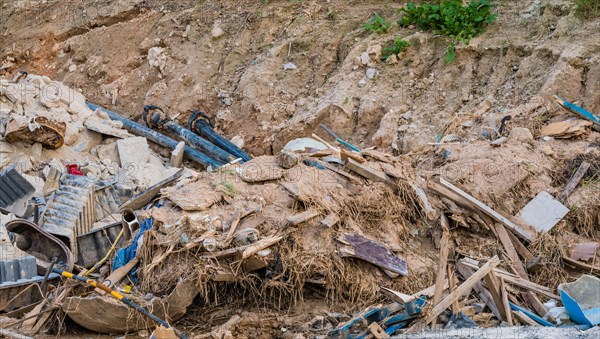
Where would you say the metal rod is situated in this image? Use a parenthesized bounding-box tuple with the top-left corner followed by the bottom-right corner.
(188, 110, 251, 162)
(53, 268, 188, 339)
(143, 106, 235, 164)
(319, 124, 361, 152)
(86, 102, 223, 169)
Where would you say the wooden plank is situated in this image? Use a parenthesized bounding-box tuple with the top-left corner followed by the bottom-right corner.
(456, 261, 503, 320)
(439, 178, 536, 241)
(103, 257, 139, 288)
(241, 236, 283, 259)
(506, 231, 534, 261)
(411, 184, 437, 220)
(559, 161, 590, 202)
(513, 310, 539, 326)
(340, 234, 408, 276)
(483, 270, 507, 321)
(432, 214, 450, 325)
(447, 265, 460, 314)
(460, 259, 559, 300)
(286, 209, 320, 225)
(345, 158, 398, 191)
(563, 255, 600, 272)
(494, 223, 528, 278)
(499, 278, 513, 325)
(340, 148, 366, 163)
(407, 256, 500, 332)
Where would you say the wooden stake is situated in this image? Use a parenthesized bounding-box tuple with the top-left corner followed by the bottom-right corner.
(483, 270, 507, 321)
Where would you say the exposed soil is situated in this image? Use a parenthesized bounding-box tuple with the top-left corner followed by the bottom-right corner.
(1, 0, 599, 337)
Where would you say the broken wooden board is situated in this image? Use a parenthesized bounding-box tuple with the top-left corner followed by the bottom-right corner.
(559, 161, 591, 203)
(121, 168, 184, 210)
(287, 209, 320, 226)
(517, 191, 569, 233)
(569, 242, 599, 261)
(456, 261, 503, 320)
(340, 234, 408, 276)
(540, 118, 592, 138)
(439, 178, 536, 241)
(345, 158, 398, 191)
(460, 259, 560, 300)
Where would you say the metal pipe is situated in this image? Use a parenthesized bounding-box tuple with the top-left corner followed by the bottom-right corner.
(188, 110, 251, 162)
(122, 208, 139, 237)
(86, 102, 223, 169)
(142, 106, 235, 164)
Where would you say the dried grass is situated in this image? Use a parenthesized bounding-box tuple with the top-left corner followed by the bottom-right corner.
(528, 232, 569, 290)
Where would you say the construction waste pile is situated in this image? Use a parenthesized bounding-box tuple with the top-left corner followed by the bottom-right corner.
(0, 72, 599, 338)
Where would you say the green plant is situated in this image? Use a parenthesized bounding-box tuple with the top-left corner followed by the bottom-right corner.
(382, 37, 411, 60)
(575, 0, 600, 19)
(363, 14, 392, 34)
(398, 0, 497, 62)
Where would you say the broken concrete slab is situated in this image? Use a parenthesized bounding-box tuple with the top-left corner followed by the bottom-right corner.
(517, 191, 570, 233)
(116, 136, 150, 167)
(0, 165, 36, 217)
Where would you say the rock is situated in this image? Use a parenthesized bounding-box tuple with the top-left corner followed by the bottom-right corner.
(356, 52, 372, 67)
(230, 135, 244, 149)
(277, 151, 300, 169)
(386, 54, 398, 64)
(509, 127, 534, 144)
(147, 47, 167, 75)
(539, 143, 555, 157)
(358, 79, 366, 88)
(68, 64, 77, 72)
(283, 62, 297, 71)
(211, 20, 224, 38)
(366, 68, 377, 79)
(0, 153, 9, 169)
(367, 44, 382, 61)
(116, 137, 150, 167)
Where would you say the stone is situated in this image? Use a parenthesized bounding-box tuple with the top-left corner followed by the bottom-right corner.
(117, 137, 150, 167)
(147, 47, 167, 75)
(358, 79, 366, 88)
(68, 64, 77, 73)
(366, 68, 377, 79)
(357, 52, 372, 66)
(283, 62, 297, 71)
(230, 135, 244, 149)
(367, 44, 382, 61)
(277, 151, 300, 169)
(211, 20, 224, 38)
(509, 127, 534, 144)
(386, 54, 398, 64)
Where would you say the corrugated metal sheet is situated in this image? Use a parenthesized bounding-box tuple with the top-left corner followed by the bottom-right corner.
(0, 165, 35, 217)
(94, 182, 121, 221)
(0, 256, 37, 284)
(41, 175, 95, 256)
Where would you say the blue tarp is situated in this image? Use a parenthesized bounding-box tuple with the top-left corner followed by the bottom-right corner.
(112, 217, 153, 283)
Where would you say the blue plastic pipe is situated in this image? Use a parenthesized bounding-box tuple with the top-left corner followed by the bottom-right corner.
(86, 102, 223, 168)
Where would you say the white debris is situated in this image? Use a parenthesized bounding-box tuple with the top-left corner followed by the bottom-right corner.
(283, 62, 297, 71)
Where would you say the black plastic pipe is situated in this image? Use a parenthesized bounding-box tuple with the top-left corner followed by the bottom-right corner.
(188, 110, 251, 162)
(86, 102, 223, 168)
(142, 106, 235, 165)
